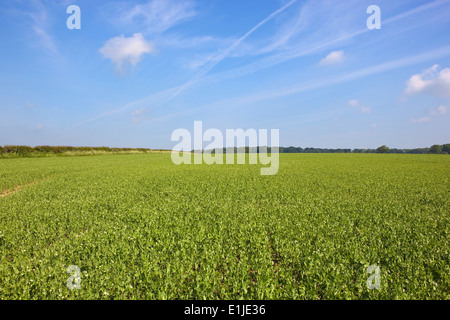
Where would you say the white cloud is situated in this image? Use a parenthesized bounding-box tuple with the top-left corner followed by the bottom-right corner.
(411, 117, 431, 123)
(431, 105, 447, 115)
(405, 64, 450, 97)
(370, 123, 378, 128)
(99, 33, 155, 71)
(319, 50, 344, 66)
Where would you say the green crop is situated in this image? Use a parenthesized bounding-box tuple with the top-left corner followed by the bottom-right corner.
(0, 153, 448, 299)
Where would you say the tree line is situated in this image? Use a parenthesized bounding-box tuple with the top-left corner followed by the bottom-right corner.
(356, 144, 450, 154)
(207, 143, 450, 154)
(283, 143, 449, 154)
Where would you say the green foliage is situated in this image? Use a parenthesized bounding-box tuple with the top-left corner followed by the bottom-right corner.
(0, 154, 449, 299)
(430, 145, 443, 154)
(443, 144, 450, 154)
(3, 145, 34, 156)
(0, 145, 151, 158)
(376, 145, 390, 153)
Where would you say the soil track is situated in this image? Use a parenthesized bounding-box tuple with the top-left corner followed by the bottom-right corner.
(0, 181, 39, 198)
(0, 176, 56, 198)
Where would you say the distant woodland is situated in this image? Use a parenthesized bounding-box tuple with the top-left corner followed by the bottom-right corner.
(1, 143, 449, 158)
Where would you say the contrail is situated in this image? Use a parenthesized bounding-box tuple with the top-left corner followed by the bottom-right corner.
(162, 0, 298, 103)
(72, 87, 178, 128)
(152, 45, 450, 121)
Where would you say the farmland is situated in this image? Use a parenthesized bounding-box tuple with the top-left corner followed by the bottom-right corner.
(0, 153, 449, 299)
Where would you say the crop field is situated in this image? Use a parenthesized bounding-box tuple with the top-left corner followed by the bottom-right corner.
(0, 153, 448, 299)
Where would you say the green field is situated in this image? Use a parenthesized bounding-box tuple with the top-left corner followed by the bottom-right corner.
(0, 153, 448, 299)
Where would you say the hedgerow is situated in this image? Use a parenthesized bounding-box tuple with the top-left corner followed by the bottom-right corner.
(0, 145, 151, 157)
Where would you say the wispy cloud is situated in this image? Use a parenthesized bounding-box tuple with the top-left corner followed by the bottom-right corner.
(160, 34, 235, 49)
(186, 0, 450, 71)
(231, 46, 450, 107)
(156, 46, 450, 122)
(411, 117, 431, 123)
(384, 0, 450, 25)
(34, 123, 44, 132)
(163, 0, 297, 103)
(156, 33, 237, 70)
(130, 107, 149, 123)
(360, 107, 372, 114)
(412, 105, 448, 124)
(186, 52, 222, 70)
(26, 0, 58, 56)
(348, 100, 360, 107)
(245, 2, 307, 55)
(99, 33, 155, 72)
(320, 50, 344, 66)
(73, 87, 178, 127)
(110, 0, 197, 34)
(200, 0, 450, 85)
(348, 100, 371, 114)
(75, 0, 297, 126)
(431, 105, 447, 115)
(81, 45, 450, 127)
(202, 32, 362, 84)
(76, 1, 450, 127)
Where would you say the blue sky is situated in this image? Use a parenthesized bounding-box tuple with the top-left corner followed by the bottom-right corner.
(0, 0, 449, 149)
